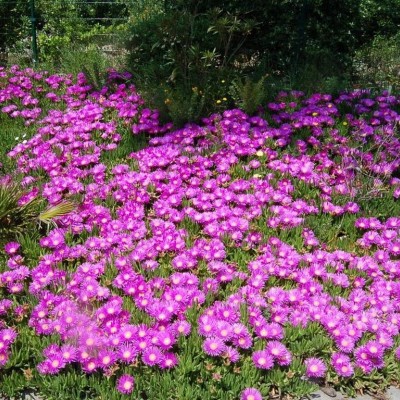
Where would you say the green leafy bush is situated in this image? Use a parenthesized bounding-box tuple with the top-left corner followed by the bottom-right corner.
(58, 45, 110, 90)
(353, 33, 400, 90)
(126, 1, 258, 124)
(229, 76, 266, 115)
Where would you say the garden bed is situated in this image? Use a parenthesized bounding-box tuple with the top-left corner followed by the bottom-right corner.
(0, 66, 400, 400)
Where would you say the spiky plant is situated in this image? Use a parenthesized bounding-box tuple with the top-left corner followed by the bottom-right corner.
(0, 183, 42, 245)
(0, 182, 75, 245)
(229, 75, 266, 115)
(38, 201, 76, 230)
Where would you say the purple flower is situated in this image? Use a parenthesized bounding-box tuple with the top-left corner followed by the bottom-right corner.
(304, 357, 327, 378)
(0, 328, 17, 344)
(118, 343, 138, 363)
(198, 317, 217, 337)
(60, 344, 77, 362)
(337, 336, 355, 353)
(252, 350, 274, 370)
(232, 333, 253, 349)
(82, 359, 98, 374)
(116, 374, 135, 394)
(224, 346, 240, 363)
(241, 387, 263, 400)
(4, 242, 20, 255)
(172, 319, 191, 336)
(142, 346, 163, 366)
(266, 341, 292, 366)
(156, 330, 176, 350)
(336, 361, 354, 377)
(0, 349, 8, 366)
(160, 352, 178, 369)
(365, 340, 384, 358)
(202, 337, 226, 356)
(98, 350, 116, 369)
(215, 321, 233, 341)
(331, 352, 354, 377)
(38, 355, 66, 375)
(395, 347, 400, 361)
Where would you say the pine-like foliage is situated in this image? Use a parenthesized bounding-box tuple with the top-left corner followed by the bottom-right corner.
(229, 76, 266, 115)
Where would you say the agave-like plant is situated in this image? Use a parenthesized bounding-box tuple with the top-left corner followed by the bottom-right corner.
(38, 201, 76, 230)
(0, 182, 74, 245)
(0, 182, 41, 244)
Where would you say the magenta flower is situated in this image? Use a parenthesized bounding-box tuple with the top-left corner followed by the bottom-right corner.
(118, 343, 138, 363)
(202, 337, 226, 357)
(116, 374, 134, 394)
(160, 352, 178, 369)
(232, 334, 253, 349)
(266, 341, 292, 366)
(142, 346, 163, 366)
(60, 344, 77, 363)
(82, 359, 98, 374)
(252, 350, 274, 370)
(331, 353, 354, 377)
(365, 341, 384, 358)
(335, 361, 354, 377)
(224, 346, 240, 363)
(241, 387, 263, 400)
(4, 242, 20, 255)
(172, 319, 191, 336)
(38, 355, 66, 375)
(0, 328, 17, 344)
(304, 357, 327, 378)
(0, 350, 9, 367)
(98, 350, 116, 369)
(4, 65, 400, 394)
(395, 347, 400, 361)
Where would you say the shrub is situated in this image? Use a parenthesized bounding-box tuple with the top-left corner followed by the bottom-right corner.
(126, 1, 258, 124)
(57, 45, 111, 90)
(353, 33, 400, 90)
(229, 76, 266, 115)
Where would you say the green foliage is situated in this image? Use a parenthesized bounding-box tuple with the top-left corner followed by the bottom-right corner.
(358, 0, 400, 44)
(126, 1, 258, 124)
(1, 0, 131, 69)
(127, 3, 256, 85)
(35, 0, 86, 65)
(353, 33, 400, 90)
(164, 87, 207, 127)
(0, 1, 30, 56)
(0, 116, 30, 172)
(124, 0, 400, 113)
(229, 76, 266, 115)
(38, 201, 75, 226)
(281, 62, 352, 95)
(0, 182, 75, 246)
(2, 0, 400, 96)
(0, 182, 41, 245)
(58, 45, 109, 90)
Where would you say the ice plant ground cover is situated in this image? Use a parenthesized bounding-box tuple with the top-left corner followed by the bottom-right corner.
(0, 65, 400, 400)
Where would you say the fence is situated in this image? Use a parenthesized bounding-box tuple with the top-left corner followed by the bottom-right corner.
(0, 0, 163, 67)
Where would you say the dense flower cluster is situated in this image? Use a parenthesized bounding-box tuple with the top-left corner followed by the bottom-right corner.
(0, 309, 17, 367)
(1, 66, 400, 397)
